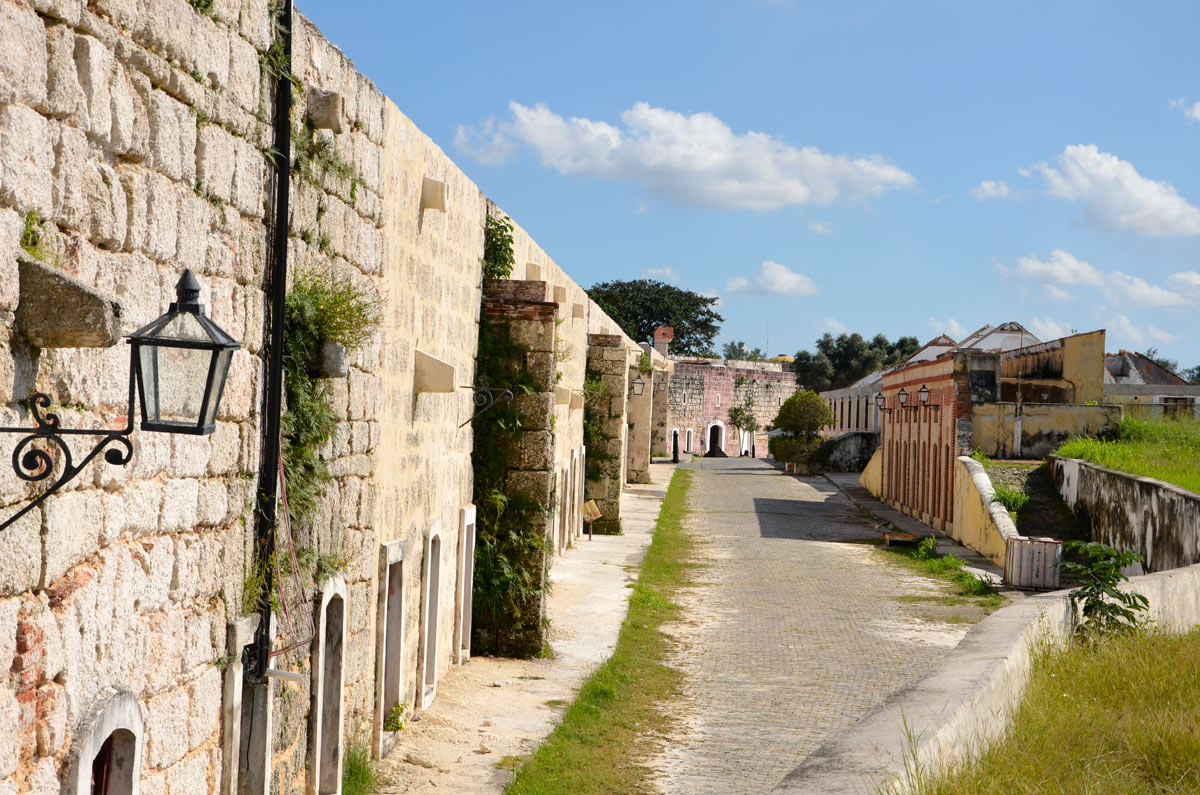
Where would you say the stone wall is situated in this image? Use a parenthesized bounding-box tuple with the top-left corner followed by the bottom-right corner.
(584, 334, 629, 534)
(1050, 455, 1200, 573)
(971, 402, 1121, 460)
(668, 360, 798, 458)
(0, 0, 274, 788)
(0, 1, 642, 791)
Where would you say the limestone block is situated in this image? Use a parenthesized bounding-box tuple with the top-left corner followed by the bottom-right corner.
(227, 34, 259, 112)
(160, 478, 199, 532)
(147, 90, 197, 182)
(207, 421, 239, 476)
(34, 682, 66, 756)
(520, 431, 554, 471)
(231, 138, 264, 215)
(196, 125, 236, 205)
(234, 217, 265, 285)
(126, 70, 151, 163)
(140, 538, 174, 611)
(0, 683, 18, 777)
(512, 392, 553, 432)
(0, 599, 17, 673)
(121, 169, 147, 252)
(73, 34, 116, 151)
(101, 493, 125, 546)
(146, 685, 190, 768)
(0, 208, 20, 312)
(0, 0, 48, 109)
(171, 435, 211, 479)
(506, 470, 552, 505)
(237, 421, 259, 473)
(196, 480, 227, 526)
(0, 104, 54, 213)
(16, 254, 123, 348)
(511, 318, 553, 353)
(175, 193, 209, 272)
(93, 0, 138, 29)
(187, 666, 221, 748)
(140, 773, 166, 795)
(217, 349, 258, 422)
(50, 122, 89, 230)
(195, 15, 230, 90)
(239, 0, 272, 51)
(42, 491, 103, 587)
(29, 0, 82, 25)
(143, 172, 179, 262)
(86, 159, 128, 250)
(526, 352, 556, 392)
(131, 426, 171, 480)
(45, 24, 87, 121)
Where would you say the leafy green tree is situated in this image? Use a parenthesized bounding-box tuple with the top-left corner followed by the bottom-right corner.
(481, 214, 515, 280)
(587, 279, 723, 356)
(1144, 347, 1180, 375)
(772, 390, 832, 440)
(793, 332, 920, 391)
(722, 340, 765, 361)
(1180, 365, 1200, 385)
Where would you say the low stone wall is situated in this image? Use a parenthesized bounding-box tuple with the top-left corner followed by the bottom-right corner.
(950, 457, 1019, 566)
(774, 562, 1200, 793)
(858, 448, 882, 495)
(1050, 456, 1200, 573)
(816, 431, 878, 472)
(971, 403, 1121, 459)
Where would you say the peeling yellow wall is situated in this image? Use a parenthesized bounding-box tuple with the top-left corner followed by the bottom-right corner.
(972, 403, 1122, 459)
(859, 448, 882, 496)
(950, 458, 1016, 565)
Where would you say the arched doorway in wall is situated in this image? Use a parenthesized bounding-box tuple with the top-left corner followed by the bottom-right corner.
(419, 522, 443, 710)
(705, 421, 725, 457)
(311, 576, 346, 795)
(375, 539, 405, 757)
(685, 428, 693, 453)
(739, 431, 751, 456)
(68, 690, 143, 795)
(455, 506, 476, 665)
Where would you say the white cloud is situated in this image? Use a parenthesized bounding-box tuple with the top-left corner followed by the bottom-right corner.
(820, 317, 848, 334)
(1027, 317, 1071, 340)
(643, 266, 679, 283)
(1006, 250, 1104, 287)
(1170, 98, 1200, 123)
(1104, 272, 1193, 309)
(927, 317, 967, 339)
(807, 220, 834, 235)
(456, 101, 916, 210)
(1025, 145, 1200, 236)
(1107, 314, 1178, 347)
(1044, 284, 1076, 302)
(725, 260, 818, 297)
(971, 180, 1019, 200)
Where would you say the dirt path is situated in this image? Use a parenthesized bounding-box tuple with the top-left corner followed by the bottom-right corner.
(376, 464, 676, 793)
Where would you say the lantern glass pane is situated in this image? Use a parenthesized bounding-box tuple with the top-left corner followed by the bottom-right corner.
(160, 312, 208, 342)
(202, 348, 234, 428)
(139, 343, 211, 427)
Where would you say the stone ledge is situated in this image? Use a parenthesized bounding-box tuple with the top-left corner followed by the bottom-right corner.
(15, 254, 122, 348)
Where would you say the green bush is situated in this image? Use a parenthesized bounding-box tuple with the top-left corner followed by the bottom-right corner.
(991, 485, 1029, 518)
(772, 389, 833, 438)
(1058, 541, 1149, 638)
(768, 435, 821, 464)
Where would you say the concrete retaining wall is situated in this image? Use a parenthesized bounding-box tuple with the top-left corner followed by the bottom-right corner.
(774, 562, 1200, 793)
(1049, 455, 1200, 573)
(817, 431, 878, 473)
(972, 402, 1121, 459)
(949, 457, 1019, 565)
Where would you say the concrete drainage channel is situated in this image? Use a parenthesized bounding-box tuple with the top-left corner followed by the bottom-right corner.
(771, 561, 1200, 793)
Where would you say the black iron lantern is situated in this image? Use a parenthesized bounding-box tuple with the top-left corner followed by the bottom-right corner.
(897, 387, 909, 406)
(918, 384, 930, 405)
(630, 375, 646, 397)
(128, 270, 239, 435)
(874, 392, 884, 410)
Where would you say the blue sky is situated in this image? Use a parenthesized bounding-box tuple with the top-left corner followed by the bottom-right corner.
(299, 1, 1200, 368)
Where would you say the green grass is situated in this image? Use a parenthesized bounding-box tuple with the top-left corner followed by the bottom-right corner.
(506, 468, 696, 795)
(989, 485, 1029, 519)
(875, 536, 1003, 609)
(919, 628, 1200, 794)
(1055, 415, 1200, 494)
(342, 742, 379, 795)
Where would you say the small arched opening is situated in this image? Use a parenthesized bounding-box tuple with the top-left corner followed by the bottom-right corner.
(68, 689, 143, 795)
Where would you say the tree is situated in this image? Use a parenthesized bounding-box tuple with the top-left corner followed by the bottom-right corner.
(1144, 347, 1180, 375)
(587, 280, 723, 356)
(1181, 366, 1200, 386)
(772, 390, 833, 440)
(793, 332, 920, 392)
(722, 340, 765, 361)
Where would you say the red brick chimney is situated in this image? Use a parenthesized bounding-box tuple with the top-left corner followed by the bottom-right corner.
(653, 327, 674, 357)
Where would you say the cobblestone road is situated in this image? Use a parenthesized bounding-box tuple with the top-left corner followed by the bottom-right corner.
(652, 458, 967, 794)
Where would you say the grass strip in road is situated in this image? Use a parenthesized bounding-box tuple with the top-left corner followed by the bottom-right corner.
(863, 536, 1003, 611)
(917, 628, 1200, 794)
(505, 468, 695, 795)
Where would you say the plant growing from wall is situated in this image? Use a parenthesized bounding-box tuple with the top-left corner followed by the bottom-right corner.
(19, 210, 48, 262)
(637, 350, 652, 375)
(471, 312, 553, 656)
(1058, 541, 1149, 638)
(482, 214, 515, 280)
(582, 370, 613, 482)
(294, 119, 355, 191)
(280, 268, 377, 525)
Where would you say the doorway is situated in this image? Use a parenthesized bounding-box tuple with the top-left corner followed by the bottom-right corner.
(707, 424, 722, 455)
(419, 524, 443, 709)
(456, 506, 476, 664)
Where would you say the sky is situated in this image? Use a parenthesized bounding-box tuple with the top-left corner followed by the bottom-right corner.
(298, 1, 1200, 369)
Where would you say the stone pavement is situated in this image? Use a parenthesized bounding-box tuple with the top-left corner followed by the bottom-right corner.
(377, 463, 676, 793)
(651, 458, 970, 794)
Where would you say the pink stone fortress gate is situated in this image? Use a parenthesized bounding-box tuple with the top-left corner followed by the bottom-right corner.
(669, 360, 800, 458)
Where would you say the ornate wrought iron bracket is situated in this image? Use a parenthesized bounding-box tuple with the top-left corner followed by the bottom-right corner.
(0, 372, 136, 532)
(459, 386, 514, 428)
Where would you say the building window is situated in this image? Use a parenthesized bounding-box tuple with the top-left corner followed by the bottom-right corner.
(69, 691, 143, 795)
(375, 539, 405, 757)
(419, 521, 444, 709)
(456, 506, 476, 665)
(716, 394, 721, 408)
(312, 576, 347, 793)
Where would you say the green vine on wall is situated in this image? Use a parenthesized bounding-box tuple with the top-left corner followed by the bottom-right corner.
(280, 269, 377, 525)
(482, 214, 515, 280)
(471, 313, 551, 656)
(582, 369, 614, 483)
